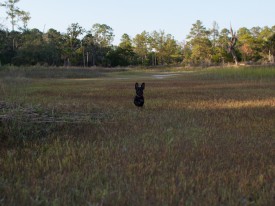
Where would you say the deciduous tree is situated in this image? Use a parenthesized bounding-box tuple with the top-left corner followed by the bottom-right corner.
(88, 23, 114, 66)
(65, 23, 85, 66)
(117, 33, 136, 66)
(45, 28, 64, 65)
(149, 30, 182, 65)
(133, 31, 149, 65)
(91, 23, 114, 48)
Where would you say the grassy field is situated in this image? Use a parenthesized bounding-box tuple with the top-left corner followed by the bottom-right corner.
(0, 66, 275, 205)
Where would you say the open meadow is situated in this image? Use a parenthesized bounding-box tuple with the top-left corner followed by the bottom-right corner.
(0, 66, 275, 205)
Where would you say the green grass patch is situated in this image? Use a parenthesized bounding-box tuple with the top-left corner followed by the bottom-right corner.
(195, 66, 275, 81)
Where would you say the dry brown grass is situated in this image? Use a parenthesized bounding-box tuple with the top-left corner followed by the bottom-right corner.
(0, 67, 275, 205)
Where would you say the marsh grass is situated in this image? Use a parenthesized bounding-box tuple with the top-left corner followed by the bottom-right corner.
(0, 66, 128, 79)
(196, 66, 275, 81)
(0, 66, 275, 205)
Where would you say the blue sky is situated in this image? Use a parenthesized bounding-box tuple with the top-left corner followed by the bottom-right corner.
(1, 0, 275, 45)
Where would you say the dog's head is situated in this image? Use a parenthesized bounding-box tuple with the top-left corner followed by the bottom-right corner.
(135, 82, 145, 97)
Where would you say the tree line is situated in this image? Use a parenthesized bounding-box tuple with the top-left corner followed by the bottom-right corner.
(1, 0, 275, 67)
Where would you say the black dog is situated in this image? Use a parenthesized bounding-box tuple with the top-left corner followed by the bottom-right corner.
(134, 82, 145, 107)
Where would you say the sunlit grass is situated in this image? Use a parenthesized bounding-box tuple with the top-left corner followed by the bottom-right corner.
(1, 66, 275, 205)
(197, 66, 275, 80)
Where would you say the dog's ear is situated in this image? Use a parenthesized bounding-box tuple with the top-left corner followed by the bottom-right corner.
(141, 83, 145, 90)
(135, 83, 139, 89)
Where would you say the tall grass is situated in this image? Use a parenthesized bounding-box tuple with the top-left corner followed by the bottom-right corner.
(196, 66, 275, 81)
(0, 66, 275, 205)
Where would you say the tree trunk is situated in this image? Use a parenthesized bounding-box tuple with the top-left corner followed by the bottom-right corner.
(231, 50, 238, 65)
(228, 26, 238, 65)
